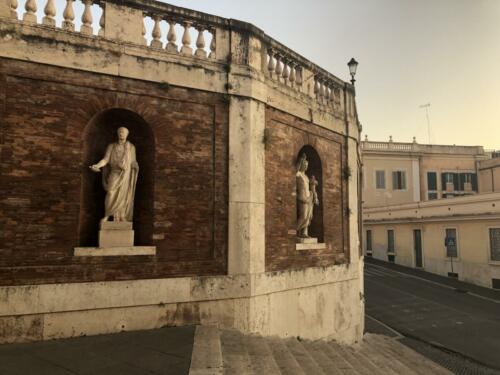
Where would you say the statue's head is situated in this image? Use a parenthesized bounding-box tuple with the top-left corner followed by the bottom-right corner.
(297, 153, 308, 172)
(117, 127, 129, 141)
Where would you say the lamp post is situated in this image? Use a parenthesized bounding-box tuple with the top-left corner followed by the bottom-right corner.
(347, 57, 358, 85)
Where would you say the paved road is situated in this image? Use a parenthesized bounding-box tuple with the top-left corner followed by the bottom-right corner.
(364, 260, 500, 371)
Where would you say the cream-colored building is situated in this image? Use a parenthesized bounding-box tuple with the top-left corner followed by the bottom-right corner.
(362, 138, 500, 289)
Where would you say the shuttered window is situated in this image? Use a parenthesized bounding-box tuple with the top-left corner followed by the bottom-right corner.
(375, 170, 385, 189)
(392, 171, 406, 190)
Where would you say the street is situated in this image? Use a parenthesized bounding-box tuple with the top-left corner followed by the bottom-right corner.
(364, 258, 500, 373)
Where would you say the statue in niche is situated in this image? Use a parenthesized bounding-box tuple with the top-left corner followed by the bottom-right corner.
(296, 153, 319, 238)
(89, 127, 139, 224)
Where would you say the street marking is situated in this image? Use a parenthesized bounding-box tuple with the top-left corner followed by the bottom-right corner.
(365, 263, 500, 305)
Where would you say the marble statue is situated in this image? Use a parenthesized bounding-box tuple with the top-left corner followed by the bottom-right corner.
(90, 127, 139, 223)
(296, 153, 319, 238)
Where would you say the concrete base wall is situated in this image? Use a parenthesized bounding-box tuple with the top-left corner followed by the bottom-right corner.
(0, 262, 364, 345)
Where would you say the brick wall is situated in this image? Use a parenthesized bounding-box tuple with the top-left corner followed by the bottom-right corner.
(265, 107, 349, 271)
(0, 58, 228, 286)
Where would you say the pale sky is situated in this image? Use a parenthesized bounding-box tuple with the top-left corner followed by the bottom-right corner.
(20, 0, 500, 149)
(162, 0, 500, 149)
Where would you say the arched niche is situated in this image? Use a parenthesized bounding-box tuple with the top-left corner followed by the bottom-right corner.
(296, 145, 324, 242)
(78, 108, 155, 247)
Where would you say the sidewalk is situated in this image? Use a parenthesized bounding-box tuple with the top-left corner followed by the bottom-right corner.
(365, 256, 500, 302)
(0, 326, 195, 375)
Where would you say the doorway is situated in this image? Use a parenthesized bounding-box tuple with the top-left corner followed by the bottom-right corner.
(414, 229, 423, 268)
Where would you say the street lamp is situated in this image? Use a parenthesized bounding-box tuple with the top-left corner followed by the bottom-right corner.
(347, 57, 358, 85)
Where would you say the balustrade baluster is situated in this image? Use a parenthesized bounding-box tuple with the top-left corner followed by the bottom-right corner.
(319, 81, 325, 103)
(314, 78, 320, 98)
(275, 55, 283, 80)
(10, 0, 18, 19)
(98, 6, 105, 37)
(324, 84, 330, 103)
(289, 64, 296, 85)
(23, 0, 37, 23)
(281, 59, 289, 82)
(141, 16, 147, 44)
(62, 0, 75, 31)
(80, 0, 93, 35)
(194, 26, 207, 58)
(42, 0, 56, 26)
(150, 15, 163, 48)
(165, 20, 178, 52)
(330, 85, 335, 107)
(295, 67, 302, 86)
(267, 50, 275, 77)
(208, 29, 216, 58)
(180, 21, 193, 55)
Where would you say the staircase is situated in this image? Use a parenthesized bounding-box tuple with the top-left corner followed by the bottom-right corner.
(189, 326, 452, 375)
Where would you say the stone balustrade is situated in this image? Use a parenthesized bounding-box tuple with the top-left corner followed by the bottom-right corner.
(362, 140, 484, 155)
(3, 0, 354, 115)
(9, 0, 104, 34)
(265, 41, 347, 111)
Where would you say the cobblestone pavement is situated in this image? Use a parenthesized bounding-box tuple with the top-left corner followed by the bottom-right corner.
(365, 258, 500, 375)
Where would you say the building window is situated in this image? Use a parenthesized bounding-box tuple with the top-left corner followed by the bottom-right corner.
(490, 228, 500, 261)
(459, 173, 478, 193)
(366, 230, 372, 251)
(375, 170, 386, 189)
(441, 172, 459, 193)
(387, 229, 395, 253)
(445, 228, 458, 258)
(427, 172, 438, 200)
(392, 171, 406, 190)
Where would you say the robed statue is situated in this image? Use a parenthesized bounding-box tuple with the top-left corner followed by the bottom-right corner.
(296, 153, 319, 238)
(89, 127, 139, 223)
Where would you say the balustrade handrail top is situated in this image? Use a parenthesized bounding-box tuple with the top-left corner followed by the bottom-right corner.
(100, 0, 349, 88)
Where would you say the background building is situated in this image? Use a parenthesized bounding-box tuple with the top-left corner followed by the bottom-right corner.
(362, 138, 500, 289)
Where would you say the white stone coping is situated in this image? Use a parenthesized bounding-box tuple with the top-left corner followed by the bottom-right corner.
(295, 243, 327, 251)
(74, 247, 156, 257)
(0, 262, 360, 317)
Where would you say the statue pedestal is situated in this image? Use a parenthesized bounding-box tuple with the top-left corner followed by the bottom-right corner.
(99, 221, 134, 247)
(296, 237, 326, 251)
(297, 237, 318, 244)
(74, 221, 156, 257)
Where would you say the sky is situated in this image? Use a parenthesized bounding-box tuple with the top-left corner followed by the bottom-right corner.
(18, 0, 500, 149)
(161, 0, 500, 149)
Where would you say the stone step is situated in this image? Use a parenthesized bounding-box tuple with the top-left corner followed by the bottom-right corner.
(190, 327, 453, 375)
(339, 342, 388, 375)
(189, 326, 223, 375)
(317, 339, 364, 375)
(246, 335, 282, 374)
(354, 337, 401, 375)
(329, 341, 377, 375)
(219, 329, 254, 375)
(307, 340, 349, 375)
(267, 337, 306, 375)
(284, 338, 326, 375)
(359, 335, 416, 375)
(368, 334, 453, 375)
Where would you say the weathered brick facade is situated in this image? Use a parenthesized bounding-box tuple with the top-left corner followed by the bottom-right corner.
(265, 107, 349, 271)
(0, 58, 228, 285)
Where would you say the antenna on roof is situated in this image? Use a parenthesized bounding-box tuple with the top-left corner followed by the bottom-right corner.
(419, 103, 432, 144)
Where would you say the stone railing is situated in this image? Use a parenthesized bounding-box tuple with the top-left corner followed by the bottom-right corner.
(3, 0, 354, 112)
(263, 38, 347, 111)
(362, 141, 484, 155)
